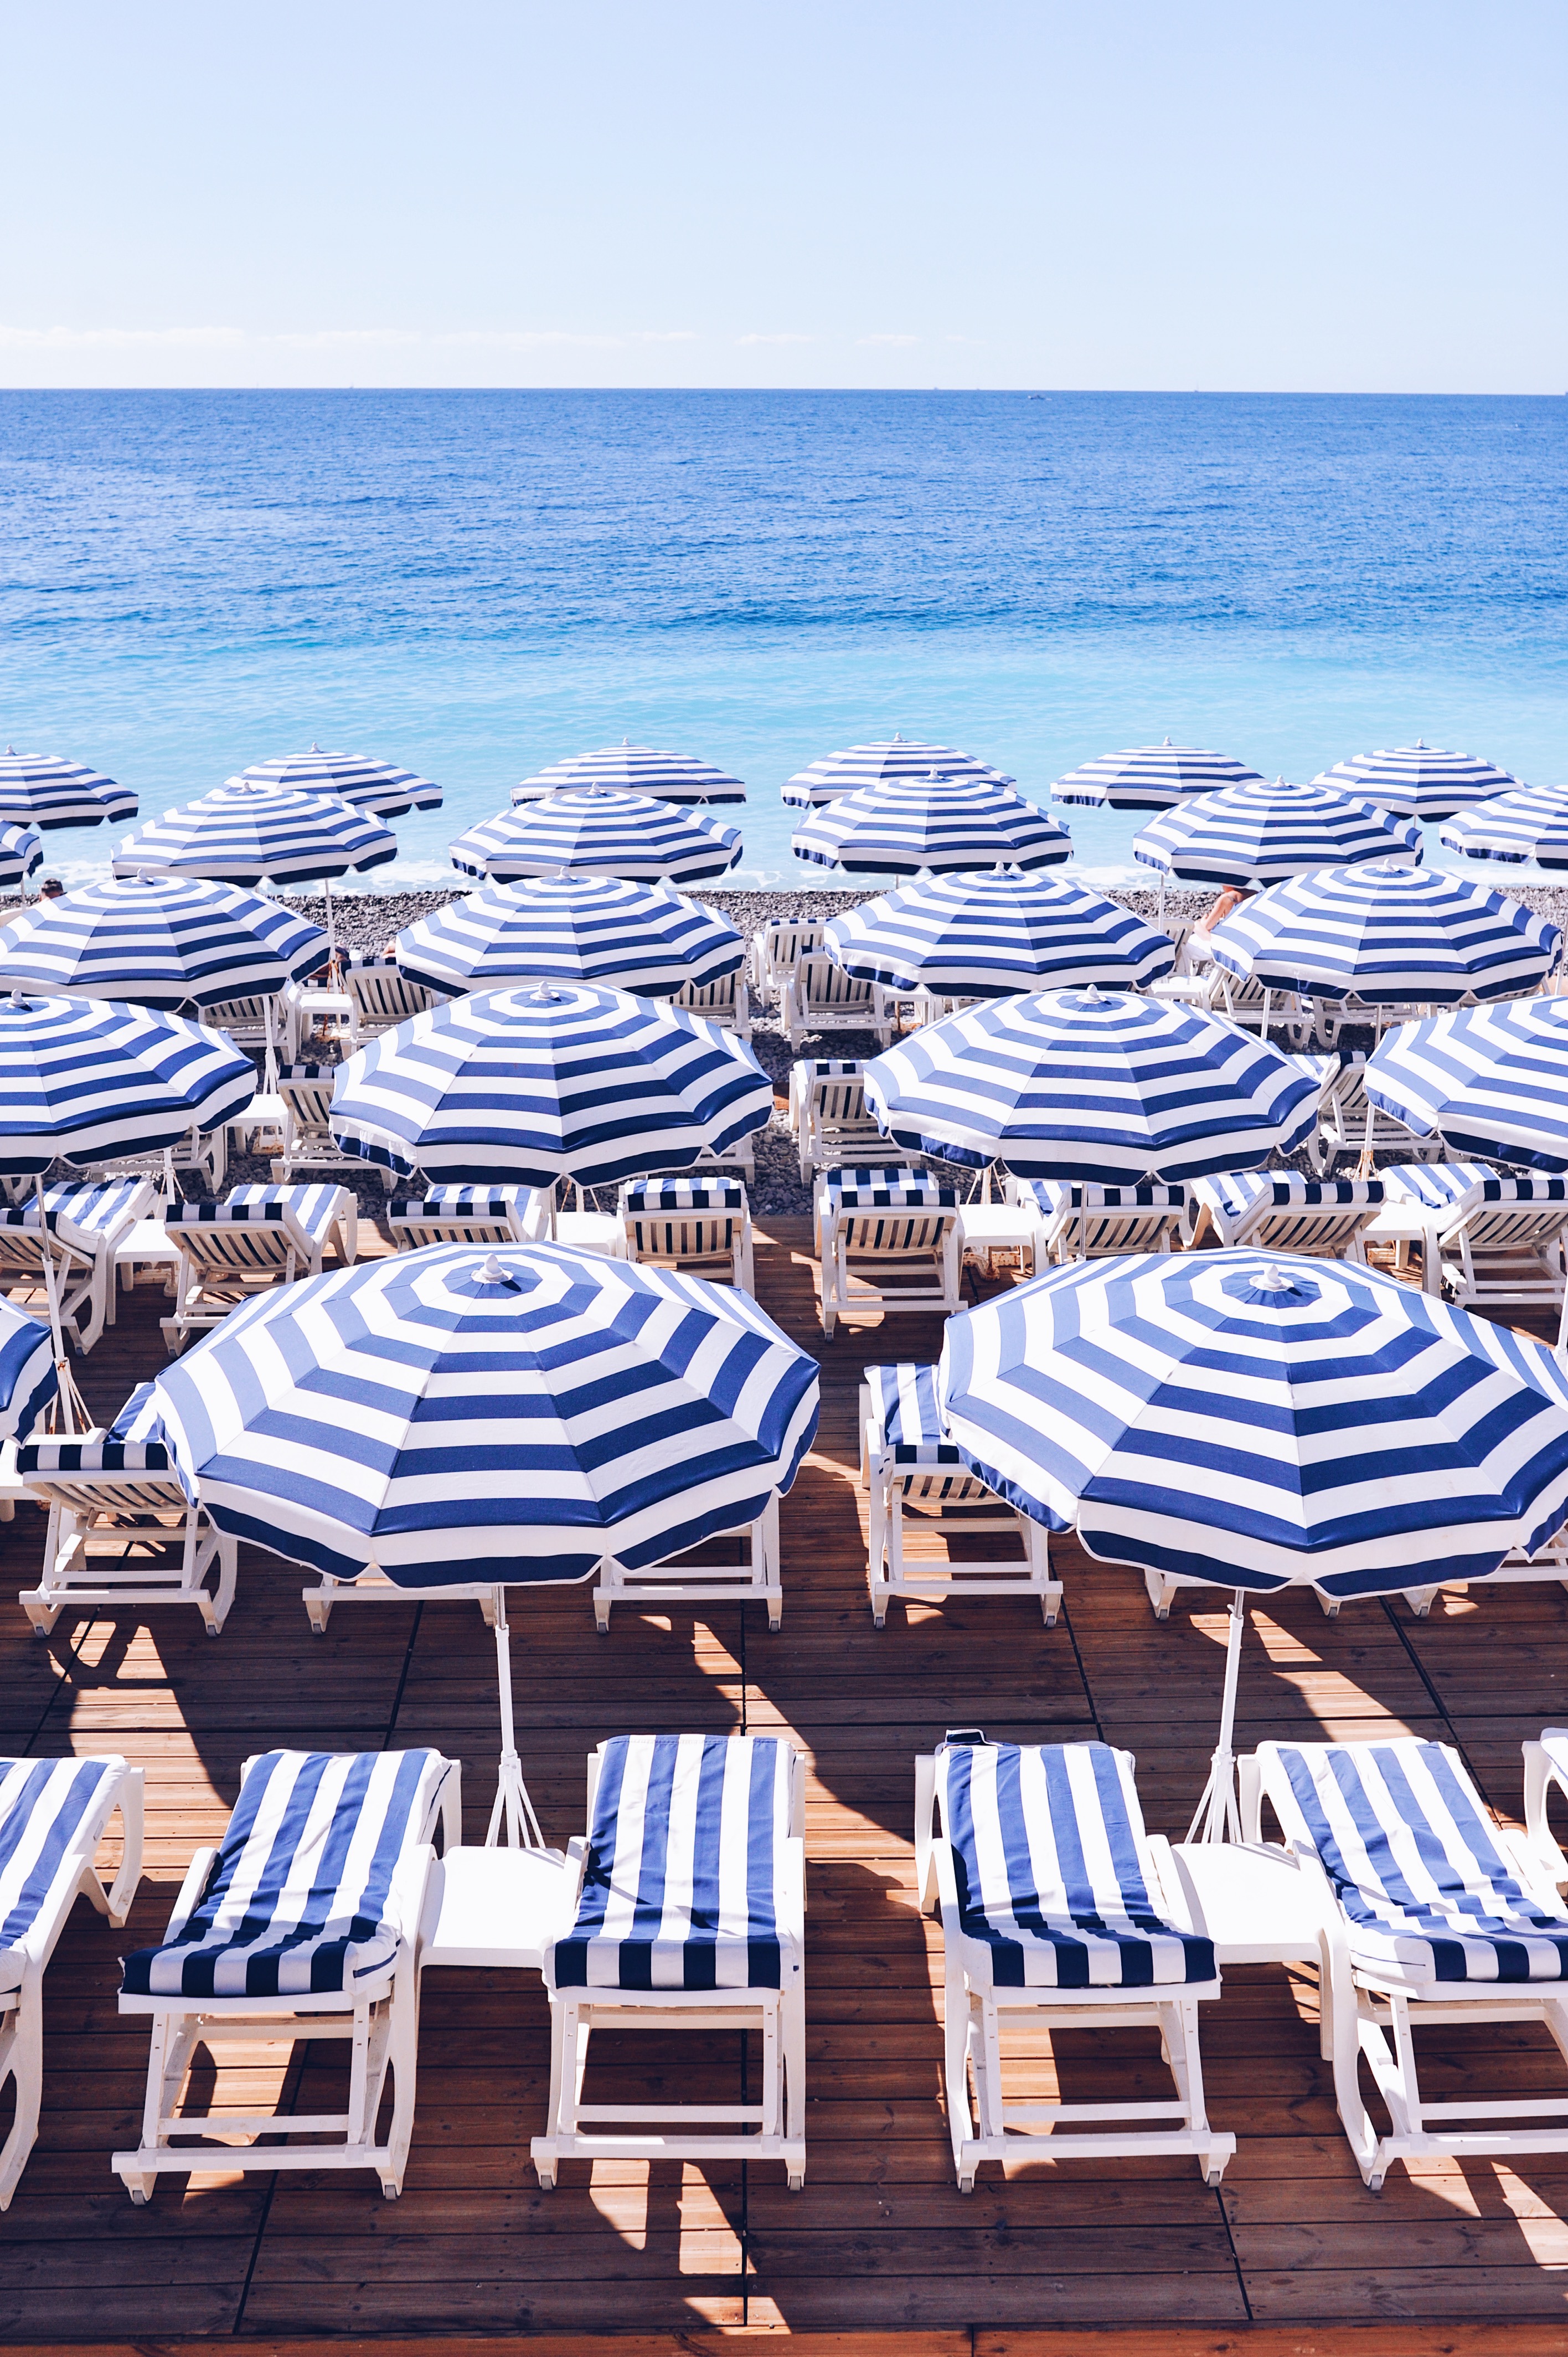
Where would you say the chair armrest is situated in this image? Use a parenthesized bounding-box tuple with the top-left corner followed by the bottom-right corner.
(102, 1765, 145, 1927)
(1238, 1752, 1264, 1845)
(1143, 1835, 1198, 1935)
(1524, 1737, 1568, 1885)
(912, 1754, 938, 1912)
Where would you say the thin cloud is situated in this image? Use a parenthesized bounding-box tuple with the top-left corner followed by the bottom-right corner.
(737, 333, 814, 346)
(0, 325, 701, 352)
(857, 334, 919, 347)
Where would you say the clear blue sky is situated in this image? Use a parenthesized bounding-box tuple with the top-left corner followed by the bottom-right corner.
(5, 1, 1565, 391)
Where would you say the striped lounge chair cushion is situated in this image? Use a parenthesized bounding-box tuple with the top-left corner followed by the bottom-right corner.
(0, 1180, 146, 1243)
(0, 1756, 123, 1985)
(823, 1167, 957, 1211)
(20, 1379, 187, 1485)
(1191, 1170, 1385, 1224)
(1268, 1738, 1568, 1986)
(552, 1733, 797, 1993)
(864, 1362, 962, 1466)
(390, 1185, 524, 1222)
(1383, 1164, 1568, 1217)
(937, 1741, 1216, 1991)
(119, 1749, 452, 2000)
(622, 1179, 746, 1214)
(1025, 1181, 1187, 1213)
(800, 1058, 862, 1081)
(167, 1185, 345, 1249)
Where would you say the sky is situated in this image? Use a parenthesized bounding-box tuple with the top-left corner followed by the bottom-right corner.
(3, 1, 1566, 393)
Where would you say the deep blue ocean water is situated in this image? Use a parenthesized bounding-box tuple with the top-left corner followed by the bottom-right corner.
(2, 390, 1565, 889)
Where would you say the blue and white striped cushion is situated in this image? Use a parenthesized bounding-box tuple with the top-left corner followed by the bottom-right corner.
(552, 1734, 796, 1993)
(1025, 1180, 1187, 1213)
(1383, 1163, 1568, 1217)
(0, 1756, 122, 1982)
(864, 1362, 960, 1464)
(390, 1185, 524, 1220)
(0, 1181, 146, 1242)
(800, 1058, 862, 1080)
(21, 1378, 187, 1484)
(220, 1184, 348, 1248)
(1192, 1171, 1385, 1222)
(622, 1179, 746, 1214)
(823, 1167, 957, 1211)
(120, 1749, 452, 2000)
(938, 1741, 1216, 1991)
(1269, 1738, 1568, 1986)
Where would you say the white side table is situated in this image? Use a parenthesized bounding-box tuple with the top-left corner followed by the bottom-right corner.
(291, 987, 354, 1043)
(418, 1844, 579, 1973)
(957, 1203, 1036, 1279)
(227, 1093, 287, 1155)
(116, 1218, 180, 1298)
(1363, 1204, 1439, 1294)
(1166, 1840, 1326, 1966)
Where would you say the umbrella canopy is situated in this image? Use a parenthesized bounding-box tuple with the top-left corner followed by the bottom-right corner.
(1051, 740, 1264, 810)
(0, 994, 255, 1174)
(115, 780, 396, 886)
(0, 1300, 56, 1444)
(1365, 997, 1568, 1169)
(1133, 778, 1421, 884)
(0, 825, 42, 894)
(235, 747, 441, 817)
(792, 779, 1071, 874)
(396, 876, 743, 997)
(1440, 783, 1568, 871)
(864, 987, 1318, 1180)
(823, 866, 1175, 995)
(1208, 862, 1558, 1006)
(450, 786, 741, 884)
(0, 874, 327, 1008)
(329, 982, 772, 1186)
(512, 742, 745, 806)
(781, 736, 1014, 809)
(1312, 742, 1520, 823)
(0, 750, 137, 832)
(938, 1249, 1568, 1599)
(146, 1241, 819, 1587)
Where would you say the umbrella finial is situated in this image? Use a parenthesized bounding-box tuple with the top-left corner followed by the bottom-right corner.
(1254, 1263, 1295, 1292)
(1163, 735, 1172, 746)
(481, 1254, 506, 1284)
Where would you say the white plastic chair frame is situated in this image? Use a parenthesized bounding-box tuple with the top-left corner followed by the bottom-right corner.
(859, 1381, 1059, 1628)
(114, 1752, 461, 2202)
(0, 1761, 144, 2210)
(782, 956, 894, 1053)
(271, 1068, 390, 1190)
(161, 1191, 358, 1354)
(673, 969, 751, 1039)
(791, 1062, 888, 1183)
(530, 1740, 806, 2190)
(817, 1192, 962, 1339)
(345, 962, 442, 1045)
(594, 1494, 781, 1631)
(619, 1194, 755, 1293)
(20, 1461, 239, 1638)
(750, 920, 827, 1005)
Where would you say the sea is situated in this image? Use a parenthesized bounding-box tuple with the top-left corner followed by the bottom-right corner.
(2, 389, 1565, 892)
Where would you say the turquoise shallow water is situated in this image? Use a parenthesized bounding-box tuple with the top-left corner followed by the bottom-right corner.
(2, 389, 1566, 889)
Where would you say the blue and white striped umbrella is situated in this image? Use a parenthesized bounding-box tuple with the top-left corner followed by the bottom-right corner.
(0, 995, 255, 1174)
(938, 1249, 1568, 1600)
(512, 742, 745, 806)
(236, 746, 442, 817)
(792, 779, 1071, 874)
(0, 825, 42, 893)
(1134, 778, 1421, 884)
(864, 987, 1318, 1180)
(1312, 741, 1521, 823)
(823, 866, 1175, 995)
(0, 874, 327, 1008)
(781, 737, 1014, 809)
(450, 786, 742, 884)
(1366, 997, 1568, 1170)
(115, 780, 396, 886)
(147, 1242, 819, 1586)
(1440, 784, 1568, 871)
(0, 750, 137, 832)
(1208, 862, 1558, 1005)
(0, 1299, 56, 1444)
(1051, 740, 1264, 810)
(329, 982, 772, 1186)
(396, 876, 742, 997)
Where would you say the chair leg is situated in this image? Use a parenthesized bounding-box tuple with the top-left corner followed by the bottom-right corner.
(0, 1990, 42, 2210)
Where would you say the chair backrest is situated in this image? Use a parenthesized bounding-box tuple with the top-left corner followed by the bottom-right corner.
(1192, 1170, 1383, 1252)
(203, 994, 274, 1039)
(552, 1733, 798, 1992)
(389, 1185, 525, 1244)
(347, 960, 437, 1026)
(1384, 1162, 1568, 1241)
(119, 1748, 453, 1999)
(0, 1756, 126, 1953)
(673, 972, 739, 1015)
(21, 1386, 191, 1508)
(798, 1061, 871, 1126)
(936, 1740, 1215, 1983)
(862, 1362, 992, 1499)
(277, 1064, 338, 1133)
(824, 1168, 958, 1250)
(621, 1177, 745, 1263)
(760, 920, 827, 985)
(797, 956, 873, 1010)
(1029, 1179, 1187, 1254)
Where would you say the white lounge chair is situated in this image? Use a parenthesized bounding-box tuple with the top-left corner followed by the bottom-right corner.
(114, 1745, 458, 2201)
(1302, 1053, 1441, 1175)
(1184, 1170, 1384, 1259)
(1250, 1734, 1568, 2192)
(750, 919, 827, 1005)
(673, 969, 751, 1039)
(1381, 1163, 1568, 1315)
(1008, 1176, 1187, 1265)
(201, 990, 302, 1079)
(816, 1166, 963, 1339)
(0, 1179, 155, 1355)
(18, 1380, 239, 1635)
(389, 1186, 534, 1249)
(916, 1734, 1234, 2190)
(790, 1058, 889, 1182)
(594, 1493, 781, 1631)
(343, 954, 443, 1045)
(860, 1364, 1058, 1626)
(618, 1175, 754, 1290)
(271, 1063, 388, 1188)
(531, 1733, 806, 2189)
(0, 1754, 144, 2209)
(161, 1183, 358, 1353)
(782, 956, 894, 1052)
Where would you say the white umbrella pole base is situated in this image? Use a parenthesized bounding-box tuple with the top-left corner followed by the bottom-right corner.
(1187, 1591, 1247, 1845)
(484, 1593, 547, 1850)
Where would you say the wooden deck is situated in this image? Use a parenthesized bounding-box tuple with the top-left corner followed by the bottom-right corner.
(3, 1219, 1568, 2350)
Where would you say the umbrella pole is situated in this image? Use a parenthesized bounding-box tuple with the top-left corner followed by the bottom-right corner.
(1187, 1588, 1247, 1845)
(484, 1587, 545, 1850)
(33, 1179, 84, 1437)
